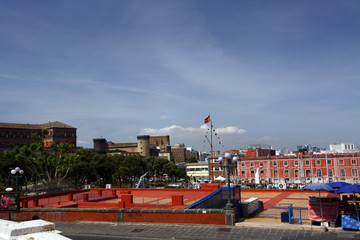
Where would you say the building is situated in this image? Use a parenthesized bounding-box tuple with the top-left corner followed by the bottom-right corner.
(237, 152, 360, 187)
(186, 162, 209, 182)
(93, 135, 172, 159)
(171, 143, 187, 164)
(0, 121, 77, 151)
(329, 143, 359, 153)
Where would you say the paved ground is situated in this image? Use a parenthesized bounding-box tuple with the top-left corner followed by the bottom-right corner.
(55, 221, 360, 240)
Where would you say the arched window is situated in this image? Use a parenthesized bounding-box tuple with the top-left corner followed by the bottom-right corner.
(306, 169, 311, 177)
(316, 169, 322, 177)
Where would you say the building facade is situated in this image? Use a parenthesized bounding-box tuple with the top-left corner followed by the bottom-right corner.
(171, 144, 187, 164)
(0, 121, 76, 151)
(237, 152, 360, 186)
(93, 135, 172, 159)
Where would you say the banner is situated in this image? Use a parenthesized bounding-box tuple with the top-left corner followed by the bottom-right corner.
(0, 192, 20, 212)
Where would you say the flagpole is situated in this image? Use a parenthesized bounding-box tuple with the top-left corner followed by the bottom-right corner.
(210, 120, 214, 182)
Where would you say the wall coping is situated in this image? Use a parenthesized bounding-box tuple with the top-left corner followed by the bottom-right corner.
(20, 207, 232, 214)
(0, 219, 69, 240)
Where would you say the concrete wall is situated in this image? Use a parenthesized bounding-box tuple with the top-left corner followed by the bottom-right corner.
(0, 208, 237, 225)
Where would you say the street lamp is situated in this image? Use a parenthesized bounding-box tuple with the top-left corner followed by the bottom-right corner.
(218, 153, 238, 209)
(11, 167, 24, 192)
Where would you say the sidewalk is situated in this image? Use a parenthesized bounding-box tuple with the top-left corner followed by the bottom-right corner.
(55, 221, 359, 240)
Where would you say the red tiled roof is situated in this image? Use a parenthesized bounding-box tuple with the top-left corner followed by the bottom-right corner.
(0, 121, 75, 129)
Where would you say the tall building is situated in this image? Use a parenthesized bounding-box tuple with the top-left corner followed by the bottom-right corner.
(171, 143, 187, 164)
(0, 121, 77, 151)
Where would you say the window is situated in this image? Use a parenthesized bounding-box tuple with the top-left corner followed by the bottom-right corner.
(189, 168, 195, 171)
(339, 159, 344, 165)
(316, 160, 321, 165)
(241, 171, 245, 175)
(284, 161, 288, 166)
(305, 160, 310, 166)
(328, 169, 333, 177)
(274, 170, 278, 175)
(251, 171, 255, 175)
(260, 170, 264, 174)
(284, 170, 289, 174)
(316, 169, 322, 177)
(327, 159, 332, 165)
(352, 159, 357, 165)
(215, 167, 220, 171)
(295, 170, 299, 177)
(306, 169, 311, 177)
(273, 162, 277, 166)
(294, 161, 298, 166)
(64, 132, 67, 137)
(241, 162, 245, 167)
(352, 169, 358, 177)
(339, 169, 346, 177)
(260, 162, 264, 167)
(250, 162, 254, 167)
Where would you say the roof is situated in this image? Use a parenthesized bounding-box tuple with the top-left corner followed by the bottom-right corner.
(0, 121, 76, 129)
(40, 121, 76, 129)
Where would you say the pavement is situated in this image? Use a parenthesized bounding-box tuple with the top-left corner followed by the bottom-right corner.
(55, 221, 360, 240)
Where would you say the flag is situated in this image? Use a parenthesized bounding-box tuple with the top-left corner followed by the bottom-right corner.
(204, 115, 211, 123)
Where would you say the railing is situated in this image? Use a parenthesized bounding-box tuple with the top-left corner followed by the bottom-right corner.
(292, 207, 310, 224)
(262, 203, 291, 219)
(261, 203, 310, 224)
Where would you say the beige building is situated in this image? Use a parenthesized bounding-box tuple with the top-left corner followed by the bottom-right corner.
(93, 135, 172, 160)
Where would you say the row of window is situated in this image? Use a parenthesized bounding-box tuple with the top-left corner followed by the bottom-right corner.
(241, 159, 357, 167)
(240, 168, 358, 177)
(1, 130, 76, 139)
(188, 168, 209, 172)
(46, 131, 76, 138)
(0, 132, 34, 138)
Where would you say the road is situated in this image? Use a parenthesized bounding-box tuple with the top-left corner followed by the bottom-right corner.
(56, 221, 360, 240)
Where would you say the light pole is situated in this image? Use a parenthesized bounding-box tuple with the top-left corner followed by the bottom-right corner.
(218, 153, 238, 209)
(11, 167, 24, 192)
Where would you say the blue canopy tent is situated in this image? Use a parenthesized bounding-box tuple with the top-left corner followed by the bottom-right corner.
(302, 183, 334, 230)
(328, 182, 351, 189)
(335, 184, 360, 222)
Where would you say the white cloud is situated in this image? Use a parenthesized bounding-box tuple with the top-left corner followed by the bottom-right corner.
(140, 124, 247, 136)
(160, 115, 170, 120)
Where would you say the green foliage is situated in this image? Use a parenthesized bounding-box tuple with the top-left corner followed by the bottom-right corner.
(2, 134, 188, 191)
(187, 155, 197, 163)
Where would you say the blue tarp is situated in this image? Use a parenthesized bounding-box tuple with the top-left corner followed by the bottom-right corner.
(186, 184, 241, 209)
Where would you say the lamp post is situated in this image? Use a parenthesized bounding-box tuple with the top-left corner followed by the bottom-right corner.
(11, 167, 24, 192)
(218, 153, 238, 209)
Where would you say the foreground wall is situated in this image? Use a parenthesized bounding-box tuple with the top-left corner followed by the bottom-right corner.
(0, 208, 237, 226)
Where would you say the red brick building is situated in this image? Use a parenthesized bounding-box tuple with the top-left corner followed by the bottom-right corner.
(237, 152, 360, 187)
(171, 144, 187, 164)
(0, 121, 76, 151)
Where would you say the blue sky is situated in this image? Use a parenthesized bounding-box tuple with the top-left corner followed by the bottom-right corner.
(1, 0, 359, 152)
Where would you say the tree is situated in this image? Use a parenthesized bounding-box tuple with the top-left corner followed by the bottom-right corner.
(187, 155, 197, 163)
(163, 161, 177, 178)
(114, 166, 130, 187)
(29, 130, 78, 189)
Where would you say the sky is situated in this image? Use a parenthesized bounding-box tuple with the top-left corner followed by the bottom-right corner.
(1, 0, 359, 152)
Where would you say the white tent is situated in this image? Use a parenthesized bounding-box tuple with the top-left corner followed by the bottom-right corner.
(255, 168, 260, 184)
(215, 176, 226, 181)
